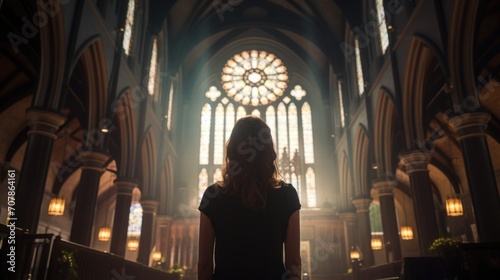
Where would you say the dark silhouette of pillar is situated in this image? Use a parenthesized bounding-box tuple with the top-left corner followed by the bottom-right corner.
(372, 178, 402, 262)
(17, 109, 66, 233)
(110, 179, 136, 257)
(400, 151, 439, 255)
(339, 211, 357, 266)
(351, 196, 375, 266)
(70, 151, 109, 245)
(449, 113, 500, 242)
(137, 200, 159, 265)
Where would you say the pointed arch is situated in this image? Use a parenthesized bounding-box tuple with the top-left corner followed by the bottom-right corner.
(353, 124, 370, 196)
(339, 151, 353, 210)
(374, 88, 398, 174)
(112, 90, 138, 178)
(76, 38, 108, 131)
(403, 35, 448, 148)
(140, 126, 157, 198)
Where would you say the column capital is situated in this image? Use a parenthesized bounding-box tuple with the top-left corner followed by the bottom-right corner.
(156, 215, 174, 226)
(448, 112, 490, 141)
(399, 150, 431, 174)
(351, 196, 373, 213)
(338, 211, 357, 225)
(26, 108, 66, 139)
(372, 178, 397, 196)
(140, 200, 159, 214)
(114, 179, 137, 196)
(80, 151, 109, 172)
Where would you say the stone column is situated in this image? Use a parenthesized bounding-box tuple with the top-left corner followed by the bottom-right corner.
(110, 179, 136, 257)
(70, 151, 109, 245)
(372, 178, 402, 262)
(351, 196, 375, 266)
(400, 151, 439, 255)
(16, 109, 66, 233)
(137, 200, 159, 265)
(449, 113, 500, 242)
(339, 211, 357, 266)
(156, 215, 173, 265)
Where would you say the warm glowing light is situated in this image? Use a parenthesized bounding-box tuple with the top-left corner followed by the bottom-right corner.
(152, 251, 162, 262)
(127, 238, 139, 251)
(48, 197, 65, 216)
(446, 197, 463, 217)
(371, 238, 383, 250)
(401, 226, 414, 240)
(221, 50, 288, 106)
(98, 227, 111, 241)
(350, 246, 362, 261)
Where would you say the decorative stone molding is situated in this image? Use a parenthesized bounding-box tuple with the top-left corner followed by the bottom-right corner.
(80, 151, 109, 172)
(448, 112, 490, 141)
(141, 200, 160, 214)
(399, 150, 431, 174)
(26, 109, 66, 139)
(115, 180, 137, 196)
(338, 211, 357, 226)
(351, 196, 373, 213)
(372, 178, 397, 197)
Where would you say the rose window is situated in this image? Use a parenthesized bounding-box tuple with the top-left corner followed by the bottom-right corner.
(221, 50, 288, 106)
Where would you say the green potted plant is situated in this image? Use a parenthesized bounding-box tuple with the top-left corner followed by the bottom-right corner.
(429, 237, 462, 278)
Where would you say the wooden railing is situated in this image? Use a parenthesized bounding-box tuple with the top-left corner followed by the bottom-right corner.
(0, 224, 180, 280)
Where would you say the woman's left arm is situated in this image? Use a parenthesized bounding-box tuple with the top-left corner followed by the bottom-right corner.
(198, 212, 215, 280)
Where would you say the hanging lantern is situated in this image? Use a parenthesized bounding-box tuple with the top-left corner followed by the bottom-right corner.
(446, 196, 463, 217)
(401, 226, 414, 240)
(371, 238, 383, 250)
(98, 227, 112, 241)
(127, 238, 139, 251)
(48, 197, 65, 216)
(152, 251, 162, 262)
(349, 245, 362, 261)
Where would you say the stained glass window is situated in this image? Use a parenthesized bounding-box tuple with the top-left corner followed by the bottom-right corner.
(214, 168, 222, 183)
(225, 104, 235, 141)
(221, 50, 288, 106)
(214, 104, 224, 165)
(199, 104, 211, 165)
(302, 102, 314, 164)
(355, 38, 365, 95)
(198, 168, 208, 202)
(338, 80, 345, 128)
(122, 0, 136, 56)
(199, 51, 317, 207)
(266, 106, 276, 149)
(128, 202, 142, 237)
(376, 0, 389, 54)
(306, 168, 317, 207)
(277, 102, 288, 161)
(167, 83, 174, 130)
(288, 103, 299, 157)
(237, 106, 246, 120)
(148, 38, 158, 97)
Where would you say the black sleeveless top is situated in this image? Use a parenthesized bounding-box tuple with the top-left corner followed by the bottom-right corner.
(198, 183, 301, 280)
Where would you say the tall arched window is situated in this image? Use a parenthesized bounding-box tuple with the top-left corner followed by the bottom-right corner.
(122, 0, 136, 56)
(376, 0, 389, 54)
(198, 50, 317, 207)
(128, 202, 142, 237)
(354, 38, 365, 95)
(338, 80, 345, 128)
(148, 38, 158, 99)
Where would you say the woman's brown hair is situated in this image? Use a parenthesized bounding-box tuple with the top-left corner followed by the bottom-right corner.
(220, 115, 281, 209)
